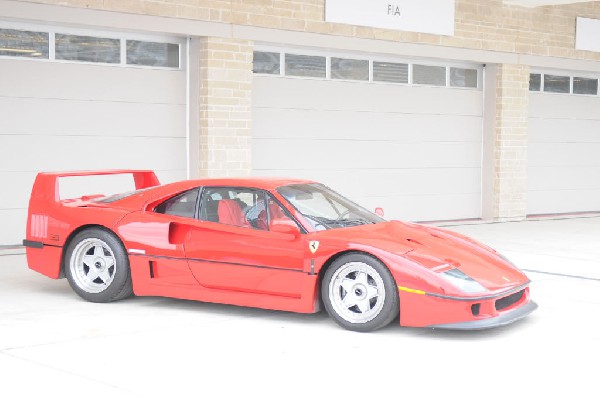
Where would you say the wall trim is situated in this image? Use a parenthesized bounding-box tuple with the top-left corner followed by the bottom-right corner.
(2, 0, 600, 72)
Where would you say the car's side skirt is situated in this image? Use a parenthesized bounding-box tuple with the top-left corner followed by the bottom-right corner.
(128, 254, 320, 314)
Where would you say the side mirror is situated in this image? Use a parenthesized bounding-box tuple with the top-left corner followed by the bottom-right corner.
(270, 218, 301, 236)
(375, 207, 385, 217)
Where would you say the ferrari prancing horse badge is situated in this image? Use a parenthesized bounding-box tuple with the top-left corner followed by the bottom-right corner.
(309, 240, 319, 254)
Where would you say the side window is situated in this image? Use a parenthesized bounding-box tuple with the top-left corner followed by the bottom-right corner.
(154, 188, 199, 218)
(199, 187, 267, 230)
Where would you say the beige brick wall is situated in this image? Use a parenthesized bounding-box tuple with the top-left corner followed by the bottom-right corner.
(493, 64, 530, 220)
(18, 0, 600, 62)
(198, 37, 253, 177)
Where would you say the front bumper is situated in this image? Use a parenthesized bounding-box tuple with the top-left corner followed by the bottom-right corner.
(428, 300, 538, 330)
(398, 283, 536, 328)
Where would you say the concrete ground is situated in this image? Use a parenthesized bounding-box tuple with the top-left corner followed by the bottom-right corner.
(1, 216, 598, 398)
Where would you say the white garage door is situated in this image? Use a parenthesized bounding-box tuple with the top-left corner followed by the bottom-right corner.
(528, 72, 600, 215)
(0, 26, 187, 245)
(252, 52, 483, 222)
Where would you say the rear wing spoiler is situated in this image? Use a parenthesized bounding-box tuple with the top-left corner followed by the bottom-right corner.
(26, 170, 159, 239)
(29, 170, 160, 204)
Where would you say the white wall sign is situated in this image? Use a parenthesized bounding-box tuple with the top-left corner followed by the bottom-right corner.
(325, 0, 455, 36)
(576, 17, 600, 53)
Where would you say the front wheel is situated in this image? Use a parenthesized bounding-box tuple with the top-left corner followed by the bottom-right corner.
(322, 253, 399, 332)
(64, 228, 133, 303)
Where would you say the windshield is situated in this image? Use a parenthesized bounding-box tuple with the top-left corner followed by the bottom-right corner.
(277, 183, 385, 230)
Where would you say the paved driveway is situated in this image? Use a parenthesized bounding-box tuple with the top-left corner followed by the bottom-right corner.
(1, 216, 598, 397)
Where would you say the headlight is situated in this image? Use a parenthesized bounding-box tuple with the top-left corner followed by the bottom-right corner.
(439, 268, 487, 294)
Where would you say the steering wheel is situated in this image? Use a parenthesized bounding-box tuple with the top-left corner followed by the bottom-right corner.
(335, 209, 352, 221)
(303, 214, 328, 229)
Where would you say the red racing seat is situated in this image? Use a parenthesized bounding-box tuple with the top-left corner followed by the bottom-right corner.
(269, 201, 285, 219)
(218, 199, 250, 228)
(257, 200, 287, 231)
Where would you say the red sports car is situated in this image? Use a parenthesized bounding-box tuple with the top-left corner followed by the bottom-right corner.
(24, 170, 537, 332)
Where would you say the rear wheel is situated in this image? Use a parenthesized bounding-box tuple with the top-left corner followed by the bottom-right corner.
(322, 253, 399, 332)
(65, 228, 133, 303)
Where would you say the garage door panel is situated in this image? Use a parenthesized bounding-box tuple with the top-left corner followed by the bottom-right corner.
(253, 77, 482, 116)
(253, 138, 481, 170)
(253, 107, 482, 143)
(254, 62, 482, 222)
(0, 171, 38, 210)
(528, 119, 600, 143)
(528, 90, 600, 215)
(253, 167, 480, 197)
(528, 143, 600, 167)
(259, 174, 480, 221)
(0, 97, 185, 138)
(0, 135, 186, 172)
(529, 166, 600, 191)
(1, 59, 185, 104)
(0, 170, 186, 209)
(528, 189, 600, 215)
(0, 209, 27, 247)
(356, 193, 481, 222)
(0, 39, 186, 245)
(530, 93, 600, 120)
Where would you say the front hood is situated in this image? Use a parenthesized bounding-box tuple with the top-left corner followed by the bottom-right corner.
(320, 221, 527, 290)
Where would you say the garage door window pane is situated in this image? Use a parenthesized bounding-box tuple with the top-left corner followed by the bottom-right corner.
(331, 57, 369, 81)
(529, 73, 541, 91)
(373, 61, 408, 83)
(126, 40, 179, 68)
(253, 51, 280, 74)
(573, 77, 598, 95)
(56, 34, 120, 64)
(285, 54, 326, 78)
(0, 28, 48, 59)
(450, 67, 478, 88)
(543, 74, 570, 93)
(413, 64, 446, 86)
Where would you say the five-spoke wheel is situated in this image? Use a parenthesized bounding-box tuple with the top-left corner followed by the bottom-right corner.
(70, 238, 116, 293)
(65, 228, 133, 303)
(322, 253, 398, 332)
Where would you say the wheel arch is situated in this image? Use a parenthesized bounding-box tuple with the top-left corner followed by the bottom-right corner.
(60, 224, 126, 278)
(316, 249, 393, 308)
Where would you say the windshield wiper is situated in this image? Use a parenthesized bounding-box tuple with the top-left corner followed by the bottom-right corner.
(338, 219, 373, 226)
(302, 214, 331, 229)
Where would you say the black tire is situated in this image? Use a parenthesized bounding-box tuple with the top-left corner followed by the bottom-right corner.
(322, 253, 399, 332)
(64, 228, 133, 303)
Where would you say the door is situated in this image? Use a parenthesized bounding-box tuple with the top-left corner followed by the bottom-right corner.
(528, 88, 600, 214)
(252, 62, 483, 222)
(120, 187, 202, 288)
(184, 186, 307, 297)
(0, 26, 187, 245)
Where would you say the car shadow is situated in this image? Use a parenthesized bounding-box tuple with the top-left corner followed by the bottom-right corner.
(12, 266, 534, 339)
(130, 295, 533, 339)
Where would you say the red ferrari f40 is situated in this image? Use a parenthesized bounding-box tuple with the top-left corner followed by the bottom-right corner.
(24, 170, 537, 332)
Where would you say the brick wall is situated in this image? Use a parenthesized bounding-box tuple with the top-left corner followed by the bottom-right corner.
(19, 0, 600, 62)
(198, 37, 253, 177)
(493, 64, 530, 220)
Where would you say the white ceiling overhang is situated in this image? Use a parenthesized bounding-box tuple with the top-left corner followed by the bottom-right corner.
(504, 0, 596, 7)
